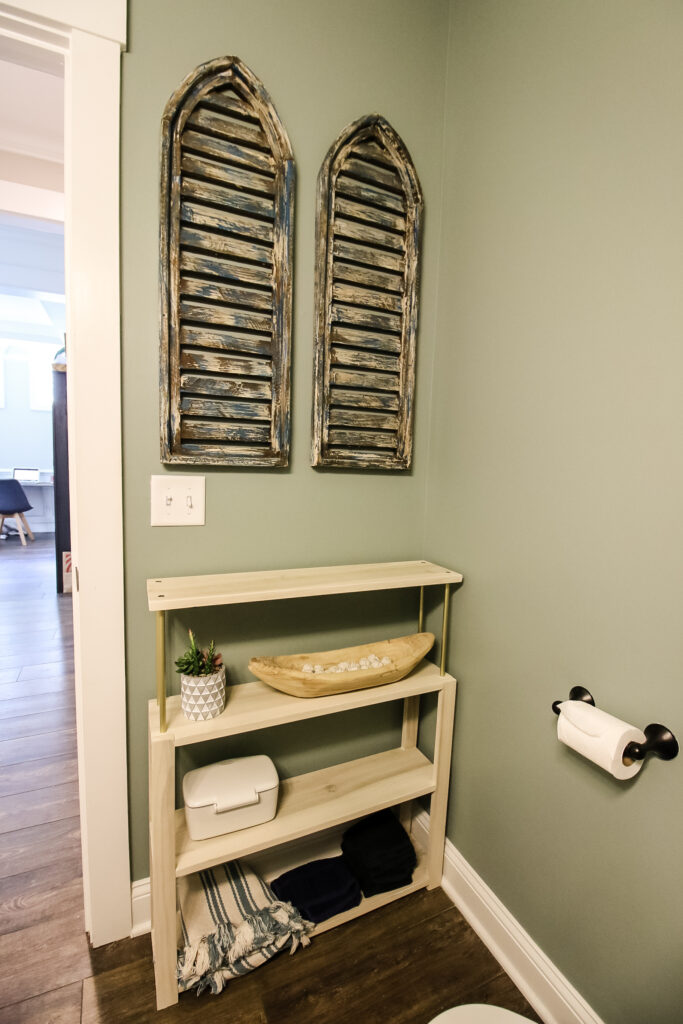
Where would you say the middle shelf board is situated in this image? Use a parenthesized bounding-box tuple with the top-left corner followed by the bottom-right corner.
(174, 745, 434, 877)
(150, 659, 455, 746)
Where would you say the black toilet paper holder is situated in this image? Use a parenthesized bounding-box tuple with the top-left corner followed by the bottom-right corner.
(552, 686, 679, 763)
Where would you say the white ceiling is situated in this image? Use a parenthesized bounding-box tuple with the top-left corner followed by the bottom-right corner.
(0, 58, 64, 163)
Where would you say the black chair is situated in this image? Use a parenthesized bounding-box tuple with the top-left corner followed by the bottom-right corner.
(0, 479, 34, 546)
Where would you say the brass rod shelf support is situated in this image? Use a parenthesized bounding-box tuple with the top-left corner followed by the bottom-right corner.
(440, 583, 451, 676)
(156, 610, 167, 733)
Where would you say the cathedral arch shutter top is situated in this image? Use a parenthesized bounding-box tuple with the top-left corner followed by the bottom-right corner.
(312, 115, 423, 470)
(160, 57, 294, 466)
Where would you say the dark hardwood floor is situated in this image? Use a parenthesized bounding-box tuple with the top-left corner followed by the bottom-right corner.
(0, 534, 541, 1024)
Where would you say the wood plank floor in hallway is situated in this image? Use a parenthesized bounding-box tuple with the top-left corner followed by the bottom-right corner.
(0, 534, 542, 1024)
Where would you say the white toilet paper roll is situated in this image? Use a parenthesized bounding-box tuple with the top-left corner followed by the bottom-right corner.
(557, 700, 646, 780)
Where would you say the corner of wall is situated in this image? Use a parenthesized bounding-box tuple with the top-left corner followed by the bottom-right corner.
(418, 0, 456, 554)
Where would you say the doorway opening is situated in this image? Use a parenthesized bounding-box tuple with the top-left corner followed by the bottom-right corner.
(0, 36, 85, 1010)
(0, 2, 130, 952)
(0, 213, 68, 559)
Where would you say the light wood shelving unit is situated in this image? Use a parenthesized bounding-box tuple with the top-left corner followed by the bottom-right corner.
(147, 560, 462, 1010)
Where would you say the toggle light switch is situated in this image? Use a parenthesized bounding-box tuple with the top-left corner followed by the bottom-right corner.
(150, 475, 205, 526)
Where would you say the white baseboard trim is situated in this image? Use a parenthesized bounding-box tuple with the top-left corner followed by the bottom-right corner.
(130, 877, 151, 938)
(412, 811, 605, 1024)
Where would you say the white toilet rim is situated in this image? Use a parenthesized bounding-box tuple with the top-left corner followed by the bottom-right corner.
(428, 1004, 531, 1023)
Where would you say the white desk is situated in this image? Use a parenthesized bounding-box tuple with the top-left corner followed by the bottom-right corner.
(22, 483, 55, 533)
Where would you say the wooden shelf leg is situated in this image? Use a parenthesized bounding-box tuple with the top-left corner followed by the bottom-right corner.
(427, 680, 456, 888)
(149, 731, 178, 1009)
(399, 695, 420, 831)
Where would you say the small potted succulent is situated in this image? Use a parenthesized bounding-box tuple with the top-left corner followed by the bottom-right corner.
(175, 629, 226, 722)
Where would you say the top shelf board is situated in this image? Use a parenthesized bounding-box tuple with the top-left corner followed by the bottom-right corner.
(147, 560, 463, 612)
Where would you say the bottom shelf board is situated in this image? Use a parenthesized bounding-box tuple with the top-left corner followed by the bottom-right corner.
(207, 816, 428, 940)
(167, 811, 433, 1009)
(175, 746, 435, 878)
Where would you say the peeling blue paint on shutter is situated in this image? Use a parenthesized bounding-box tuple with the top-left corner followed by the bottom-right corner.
(160, 57, 294, 466)
(312, 115, 423, 470)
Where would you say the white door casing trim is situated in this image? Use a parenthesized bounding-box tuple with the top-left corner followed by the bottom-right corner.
(65, 24, 130, 946)
(0, 1, 130, 945)
(0, 0, 125, 43)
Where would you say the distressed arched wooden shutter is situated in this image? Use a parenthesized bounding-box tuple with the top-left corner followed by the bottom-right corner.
(312, 115, 423, 469)
(160, 57, 294, 466)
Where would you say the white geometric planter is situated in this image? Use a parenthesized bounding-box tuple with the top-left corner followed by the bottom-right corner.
(180, 667, 226, 722)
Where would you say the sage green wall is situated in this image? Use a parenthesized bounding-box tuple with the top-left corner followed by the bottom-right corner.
(122, 3, 683, 1017)
(120, 0, 449, 879)
(426, 2, 683, 1021)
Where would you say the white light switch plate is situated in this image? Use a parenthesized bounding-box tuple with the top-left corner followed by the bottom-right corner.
(150, 475, 205, 526)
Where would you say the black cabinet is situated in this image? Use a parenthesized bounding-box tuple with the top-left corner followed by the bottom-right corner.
(52, 366, 71, 593)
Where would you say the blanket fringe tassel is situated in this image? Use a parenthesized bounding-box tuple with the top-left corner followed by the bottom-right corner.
(177, 901, 313, 995)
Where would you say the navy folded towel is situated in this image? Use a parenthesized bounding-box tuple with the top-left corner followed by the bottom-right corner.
(341, 810, 417, 897)
(271, 856, 362, 924)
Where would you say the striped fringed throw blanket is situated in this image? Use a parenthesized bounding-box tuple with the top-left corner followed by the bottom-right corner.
(176, 860, 314, 995)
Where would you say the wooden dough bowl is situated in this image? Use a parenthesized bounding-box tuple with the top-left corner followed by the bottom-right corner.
(248, 632, 435, 698)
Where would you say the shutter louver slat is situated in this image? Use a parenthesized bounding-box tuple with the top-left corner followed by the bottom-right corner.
(333, 217, 405, 252)
(331, 282, 403, 314)
(332, 238, 405, 273)
(328, 367, 401, 392)
(181, 130, 275, 174)
(180, 153, 276, 197)
(332, 262, 404, 294)
(180, 374, 272, 400)
(327, 429, 399, 450)
(187, 107, 270, 150)
(180, 349, 272, 378)
(180, 397, 271, 421)
(179, 201, 275, 244)
(330, 304, 402, 333)
(329, 387, 400, 411)
(179, 250, 274, 285)
(181, 421, 271, 444)
(179, 302, 273, 334)
(340, 157, 403, 192)
(312, 115, 422, 469)
(329, 347, 400, 374)
(334, 197, 406, 234)
(180, 177, 276, 219)
(180, 326, 272, 357)
(335, 175, 406, 214)
(180, 278, 273, 312)
(180, 225, 273, 265)
(161, 57, 294, 465)
(328, 326, 402, 354)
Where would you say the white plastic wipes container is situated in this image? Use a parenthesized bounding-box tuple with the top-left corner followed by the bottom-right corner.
(182, 755, 279, 841)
